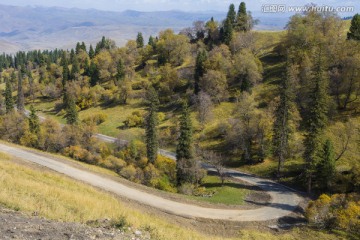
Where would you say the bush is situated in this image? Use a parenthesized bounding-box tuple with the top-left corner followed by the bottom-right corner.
(120, 165, 137, 181)
(178, 183, 194, 195)
(82, 113, 108, 125)
(123, 111, 144, 128)
(306, 193, 360, 236)
(101, 156, 127, 173)
(63, 145, 98, 164)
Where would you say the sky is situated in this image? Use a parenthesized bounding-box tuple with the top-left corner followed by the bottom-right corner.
(0, 0, 359, 13)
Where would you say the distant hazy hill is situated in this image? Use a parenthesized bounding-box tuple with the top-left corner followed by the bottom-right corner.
(0, 4, 289, 53)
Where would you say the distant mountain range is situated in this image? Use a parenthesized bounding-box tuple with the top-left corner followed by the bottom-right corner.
(0, 4, 290, 53)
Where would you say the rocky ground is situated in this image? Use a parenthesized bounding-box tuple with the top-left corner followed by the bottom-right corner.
(0, 207, 150, 240)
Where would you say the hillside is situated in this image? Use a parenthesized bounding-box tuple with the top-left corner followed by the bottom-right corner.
(0, 2, 359, 239)
(0, 4, 289, 53)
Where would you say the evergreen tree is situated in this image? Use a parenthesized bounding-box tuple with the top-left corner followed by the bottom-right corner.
(148, 35, 155, 48)
(4, 78, 14, 114)
(81, 42, 87, 52)
(176, 101, 195, 185)
(317, 139, 335, 191)
(17, 70, 25, 112)
(75, 42, 81, 54)
(61, 52, 70, 88)
(222, 18, 233, 45)
(194, 50, 207, 95)
(70, 57, 79, 80)
(89, 44, 95, 59)
(89, 62, 100, 86)
(116, 59, 125, 82)
(238, 2, 247, 16)
(136, 32, 144, 48)
(66, 95, 78, 125)
(347, 14, 360, 40)
(226, 4, 236, 25)
(273, 58, 295, 177)
(145, 87, 159, 164)
(303, 48, 329, 193)
(28, 105, 40, 134)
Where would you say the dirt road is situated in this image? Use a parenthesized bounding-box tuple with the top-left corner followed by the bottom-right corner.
(0, 143, 303, 222)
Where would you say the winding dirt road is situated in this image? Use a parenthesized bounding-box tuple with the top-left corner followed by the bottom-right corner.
(0, 142, 303, 222)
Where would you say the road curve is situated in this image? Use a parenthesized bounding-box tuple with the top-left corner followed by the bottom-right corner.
(0, 143, 303, 222)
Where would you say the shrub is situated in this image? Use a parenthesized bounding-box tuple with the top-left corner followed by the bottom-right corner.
(123, 111, 144, 128)
(82, 113, 108, 125)
(101, 156, 127, 173)
(63, 145, 97, 164)
(120, 165, 137, 181)
(178, 183, 194, 195)
(306, 193, 360, 236)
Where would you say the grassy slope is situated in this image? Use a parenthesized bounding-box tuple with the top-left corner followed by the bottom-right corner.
(0, 152, 340, 240)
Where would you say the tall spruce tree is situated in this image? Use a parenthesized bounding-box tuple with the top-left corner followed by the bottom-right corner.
(273, 58, 295, 177)
(4, 78, 14, 114)
(28, 105, 40, 134)
(148, 35, 155, 47)
(89, 62, 100, 86)
(136, 32, 144, 48)
(317, 139, 335, 191)
(66, 95, 78, 125)
(89, 44, 95, 59)
(347, 14, 360, 40)
(116, 59, 125, 82)
(226, 4, 236, 25)
(176, 101, 195, 185)
(145, 87, 159, 164)
(17, 70, 25, 112)
(194, 50, 207, 95)
(222, 18, 233, 45)
(236, 2, 249, 31)
(70, 57, 79, 80)
(303, 48, 329, 193)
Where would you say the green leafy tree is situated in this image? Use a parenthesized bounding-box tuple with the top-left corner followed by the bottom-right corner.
(70, 57, 80, 80)
(273, 59, 295, 177)
(194, 50, 207, 95)
(303, 49, 329, 193)
(136, 32, 144, 48)
(4, 78, 14, 114)
(176, 101, 195, 185)
(28, 105, 40, 134)
(347, 13, 360, 40)
(145, 87, 159, 164)
(17, 71, 25, 112)
(66, 95, 78, 125)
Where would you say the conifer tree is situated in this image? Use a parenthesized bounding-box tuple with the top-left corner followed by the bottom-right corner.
(194, 50, 207, 95)
(176, 101, 195, 185)
(347, 14, 360, 40)
(70, 57, 79, 80)
(226, 4, 236, 25)
(28, 105, 40, 134)
(136, 32, 144, 48)
(236, 2, 248, 31)
(273, 58, 295, 177)
(4, 78, 14, 114)
(89, 44, 95, 59)
(145, 87, 159, 164)
(317, 139, 335, 190)
(116, 59, 125, 82)
(148, 35, 155, 47)
(89, 62, 100, 86)
(66, 95, 78, 125)
(222, 18, 233, 45)
(17, 70, 25, 112)
(303, 48, 329, 193)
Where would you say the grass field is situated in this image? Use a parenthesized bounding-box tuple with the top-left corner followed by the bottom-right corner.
(188, 176, 248, 205)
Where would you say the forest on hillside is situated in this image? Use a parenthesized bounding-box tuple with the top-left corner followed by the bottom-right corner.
(0, 2, 359, 237)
